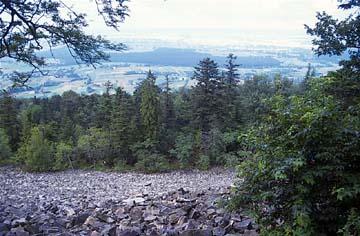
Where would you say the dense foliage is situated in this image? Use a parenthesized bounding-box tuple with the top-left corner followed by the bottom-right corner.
(0, 56, 301, 172)
(233, 78, 360, 235)
(234, 1, 360, 234)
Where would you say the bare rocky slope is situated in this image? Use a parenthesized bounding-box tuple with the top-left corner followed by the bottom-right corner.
(0, 168, 257, 236)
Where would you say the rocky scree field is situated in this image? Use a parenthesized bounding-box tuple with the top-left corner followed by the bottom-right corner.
(0, 168, 257, 236)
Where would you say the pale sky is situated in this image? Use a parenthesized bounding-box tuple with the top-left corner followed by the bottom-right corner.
(78, 0, 341, 30)
(64, 0, 343, 47)
(123, 0, 340, 30)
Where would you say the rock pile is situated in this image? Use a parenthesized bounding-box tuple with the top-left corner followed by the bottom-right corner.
(0, 168, 257, 236)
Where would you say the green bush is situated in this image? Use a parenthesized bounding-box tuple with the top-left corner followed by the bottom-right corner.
(222, 131, 244, 167)
(54, 142, 73, 171)
(234, 77, 360, 235)
(113, 159, 133, 172)
(131, 139, 169, 173)
(18, 126, 54, 172)
(134, 153, 169, 173)
(197, 154, 210, 170)
(0, 128, 12, 163)
(77, 127, 111, 167)
(170, 133, 194, 168)
(207, 128, 226, 166)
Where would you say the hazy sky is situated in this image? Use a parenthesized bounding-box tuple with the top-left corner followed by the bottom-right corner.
(66, 0, 343, 47)
(124, 0, 340, 30)
(78, 0, 341, 30)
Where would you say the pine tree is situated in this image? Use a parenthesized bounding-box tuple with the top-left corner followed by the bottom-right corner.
(98, 81, 114, 130)
(163, 75, 176, 131)
(133, 81, 145, 139)
(224, 54, 240, 127)
(140, 71, 160, 142)
(191, 58, 223, 131)
(0, 91, 20, 150)
(301, 63, 316, 92)
(160, 75, 176, 152)
(60, 91, 81, 142)
(225, 54, 240, 86)
(111, 87, 135, 163)
(0, 128, 12, 162)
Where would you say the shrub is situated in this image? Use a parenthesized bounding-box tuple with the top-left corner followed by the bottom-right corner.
(18, 126, 54, 172)
(170, 133, 194, 168)
(54, 142, 74, 171)
(234, 77, 360, 235)
(77, 127, 111, 167)
(197, 154, 210, 170)
(131, 139, 169, 173)
(0, 128, 12, 163)
(113, 159, 133, 172)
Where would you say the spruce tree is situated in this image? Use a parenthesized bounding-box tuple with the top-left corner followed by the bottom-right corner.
(111, 87, 135, 163)
(191, 58, 223, 131)
(163, 75, 176, 131)
(301, 63, 316, 92)
(0, 128, 12, 161)
(140, 71, 160, 142)
(224, 54, 240, 127)
(159, 75, 176, 153)
(225, 54, 240, 86)
(0, 91, 20, 150)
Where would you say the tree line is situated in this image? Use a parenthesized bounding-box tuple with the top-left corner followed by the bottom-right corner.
(0, 54, 305, 172)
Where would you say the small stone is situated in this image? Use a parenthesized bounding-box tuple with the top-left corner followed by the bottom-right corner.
(96, 212, 109, 222)
(117, 228, 140, 236)
(233, 219, 253, 232)
(144, 215, 157, 222)
(168, 214, 179, 225)
(11, 218, 27, 227)
(73, 212, 91, 226)
(183, 219, 196, 230)
(180, 229, 212, 236)
(123, 198, 145, 206)
(106, 217, 115, 224)
(84, 216, 101, 228)
(43, 227, 61, 234)
(177, 216, 187, 226)
(0, 223, 9, 233)
(64, 207, 76, 216)
(243, 229, 258, 236)
(101, 225, 117, 236)
(115, 208, 127, 220)
(214, 216, 223, 225)
(178, 188, 189, 195)
(90, 231, 101, 236)
(129, 207, 143, 221)
(207, 208, 216, 216)
(163, 229, 179, 236)
(213, 227, 226, 236)
(189, 209, 200, 219)
(148, 229, 160, 236)
(176, 198, 196, 203)
(9, 227, 29, 236)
